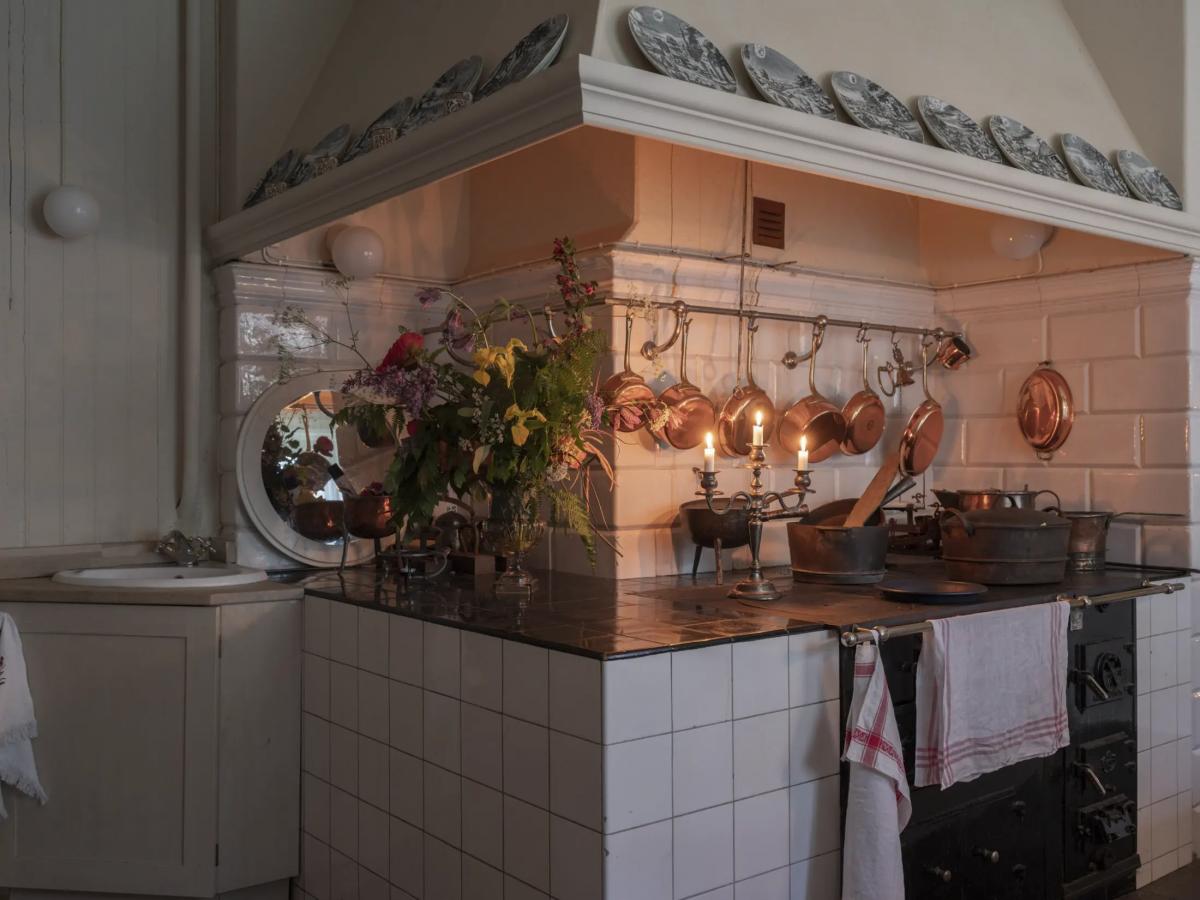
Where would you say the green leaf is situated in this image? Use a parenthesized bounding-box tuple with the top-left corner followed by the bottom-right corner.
(473, 444, 490, 473)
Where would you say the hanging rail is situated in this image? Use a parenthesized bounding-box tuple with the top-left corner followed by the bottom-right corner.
(839, 580, 1187, 648)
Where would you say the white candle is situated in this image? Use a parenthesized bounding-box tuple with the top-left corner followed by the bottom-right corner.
(703, 433, 716, 472)
(752, 411, 764, 448)
(797, 435, 809, 472)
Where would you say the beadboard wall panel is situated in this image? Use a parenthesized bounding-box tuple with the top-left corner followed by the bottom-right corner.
(0, 0, 181, 550)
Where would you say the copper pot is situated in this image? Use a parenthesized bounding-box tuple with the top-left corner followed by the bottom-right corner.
(1018, 365, 1074, 460)
(898, 342, 943, 476)
(778, 320, 846, 461)
(651, 312, 716, 450)
(290, 500, 345, 541)
(787, 522, 889, 584)
(840, 333, 886, 455)
(936, 487, 1062, 512)
(940, 507, 1071, 585)
(602, 314, 655, 432)
(934, 335, 973, 370)
(344, 495, 395, 539)
(717, 317, 775, 457)
(1056, 510, 1184, 572)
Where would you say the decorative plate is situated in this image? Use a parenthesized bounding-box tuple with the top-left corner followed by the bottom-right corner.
(739, 44, 835, 119)
(403, 57, 484, 134)
(289, 124, 353, 187)
(476, 14, 569, 100)
(1060, 133, 1129, 196)
(1116, 149, 1183, 210)
(243, 148, 299, 207)
(627, 7, 736, 93)
(917, 96, 1003, 163)
(830, 71, 923, 143)
(342, 97, 415, 164)
(986, 115, 1069, 181)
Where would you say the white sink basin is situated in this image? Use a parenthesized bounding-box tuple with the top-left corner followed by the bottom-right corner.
(52, 562, 269, 590)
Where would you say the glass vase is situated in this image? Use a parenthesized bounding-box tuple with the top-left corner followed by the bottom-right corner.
(486, 487, 545, 594)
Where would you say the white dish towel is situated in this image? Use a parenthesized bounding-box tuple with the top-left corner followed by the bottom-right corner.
(0, 613, 46, 817)
(842, 641, 911, 900)
(915, 601, 1071, 789)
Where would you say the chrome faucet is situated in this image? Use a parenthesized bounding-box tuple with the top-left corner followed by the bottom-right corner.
(156, 530, 215, 567)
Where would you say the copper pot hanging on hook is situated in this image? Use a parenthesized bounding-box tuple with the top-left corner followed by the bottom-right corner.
(777, 317, 846, 462)
(717, 317, 775, 456)
(601, 312, 656, 433)
(650, 305, 717, 450)
(840, 327, 886, 455)
(1017, 363, 1074, 460)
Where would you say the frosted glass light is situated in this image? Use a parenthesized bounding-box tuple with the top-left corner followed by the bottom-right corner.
(43, 185, 100, 239)
(989, 217, 1054, 260)
(330, 225, 385, 278)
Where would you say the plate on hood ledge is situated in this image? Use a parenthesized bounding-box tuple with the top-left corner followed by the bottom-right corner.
(830, 71, 924, 143)
(627, 6, 737, 93)
(987, 114, 1070, 181)
(403, 56, 483, 134)
(740, 43, 836, 119)
(475, 14, 570, 100)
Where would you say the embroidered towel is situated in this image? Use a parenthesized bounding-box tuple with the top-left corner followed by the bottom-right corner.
(0, 613, 46, 817)
(842, 641, 911, 900)
(915, 601, 1071, 789)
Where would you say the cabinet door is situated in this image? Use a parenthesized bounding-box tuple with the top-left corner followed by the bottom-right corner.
(0, 602, 218, 896)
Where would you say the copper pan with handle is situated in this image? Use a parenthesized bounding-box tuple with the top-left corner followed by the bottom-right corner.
(839, 328, 886, 455)
(650, 307, 716, 450)
(777, 318, 846, 461)
(717, 317, 775, 457)
(602, 312, 656, 433)
(898, 337, 944, 477)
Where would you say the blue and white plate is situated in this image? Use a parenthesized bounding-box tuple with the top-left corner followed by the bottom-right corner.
(289, 125, 352, 187)
(987, 115, 1069, 181)
(404, 57, 484, 134)
(1116, 149, 1182, 210)
(1060, 133, 1129, 197)
(917, 96, 1002, 163)
(627, 7, 736, 93)
(740, 44, 835, 119)
(830, 71, 923, 143)
(476, 14, 569, 100)
(243, 148, 299, 207)
(343, 97, 415, 164)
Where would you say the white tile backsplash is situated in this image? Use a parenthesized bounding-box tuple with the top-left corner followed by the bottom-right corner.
(423, 623, 461, 698)
(388, 681, 422, 758)
(605, 653, 672, 743)
(606, 733, 673, 832)
(789, 633, 839, 707)
(673, 644, 733, 730)
(673, 804, 734, 899)
(359, 609, 390, 676)
(789, 701, 841, 787)
(550, 731, 603, 829)
(549, 651, 603, 742)
(789, 776, 841, 862)
(733, 712, 789, 801)
(550, 816, 603, 900)
(504, 641, 549, 726)
(389, 617, 422, 686)
(674, 722, 734, 815)
(460, 703, 502, 789)
(605, 821, 673, 900)
(422, 762, 461, 847)
(504, 796, 550, 893)
(422, 691, 461, 773)
(503, 716, 550, 808)
(330, 602, 358, 666)
(460, 632, 502, 712)
(733, 789, 790, 880)
(461, 779, 503, 869)
(732, 637, 789, 718)
(330, 662, 358, 731)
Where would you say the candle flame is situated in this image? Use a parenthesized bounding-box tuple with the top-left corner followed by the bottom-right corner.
(705, 432, 714, 449)
(755, 410, 763, 426)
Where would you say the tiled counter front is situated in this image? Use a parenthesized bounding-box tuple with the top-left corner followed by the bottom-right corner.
(296, 597, 841, 900)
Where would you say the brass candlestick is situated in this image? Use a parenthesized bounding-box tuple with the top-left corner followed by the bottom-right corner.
(695, 444, 814, 601)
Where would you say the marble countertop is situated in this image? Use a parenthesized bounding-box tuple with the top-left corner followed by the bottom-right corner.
(302, 558, 1184, 659)
(0, 574, 306, 606)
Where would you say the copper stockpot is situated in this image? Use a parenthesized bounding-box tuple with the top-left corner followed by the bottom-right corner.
(840, 333, 886, 455)
(344, 495, 396, 539)
(940, 507, 1072, 585)
(787, 522, 890, 584)
(717, 317, 775, 457)
(602, 313, 655, 432)
(290, 500, 345, 541)
(651, 312, 716, 450)
(778, 319, 846, 461)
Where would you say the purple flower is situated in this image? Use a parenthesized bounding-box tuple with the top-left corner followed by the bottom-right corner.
(342, 360, 440, 419)
(416, 287, 442, 308)
(584, 390, 605, 429)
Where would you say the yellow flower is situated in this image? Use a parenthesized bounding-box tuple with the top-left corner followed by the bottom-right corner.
(504, 403, 546, 447)
(472, 368, 491, 386)
(472, 339, 527, 388)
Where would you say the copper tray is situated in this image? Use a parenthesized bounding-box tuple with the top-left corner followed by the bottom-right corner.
(1017, 365, 1074, 459)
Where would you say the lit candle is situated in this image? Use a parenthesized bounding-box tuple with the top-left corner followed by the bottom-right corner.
(752, 410, 764, 448)
(703, 433, 716, 472)
(797, 435, 809, 472)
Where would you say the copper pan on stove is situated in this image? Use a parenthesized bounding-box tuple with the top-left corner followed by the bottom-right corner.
(898, 338, 943, 476)
(650, 308, 716, 450)
(777, 318, 846, 461)
(602, 313, 656, 433)
(717, 317, 775, 457)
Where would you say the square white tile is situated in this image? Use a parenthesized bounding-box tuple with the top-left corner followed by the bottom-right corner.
(358, 736, 389, 811)
(549, 651, 602, 742)
(605, 654, 672, 744)
(790, 849, 841, 900)
(1151, 849, 1181, 882)
(550, 731, 603, 829)
(303, 772, 330, 843)
(389, 681, 422, 758)
(461, 704, 503, 789)
(789, 776, 841, 862)
(304, 713, 331, 781)
(673, 645, 732, 730)
(389, 816, 423, 897)
(330, 602, 358, 666)
(358, 866, 388, 900)
(673, 804, 734, 899)
(1150, 590, 1177, 635)
(423, 691, 461, 773)
(304, 654, 331, 718)
(504, 875, 549, 900)
(504, 641, 550, 725)
(1151, 688, 1180, 749)
(734, 865, 788, 899)
(1138, 750, 1151, 809)
(423, 762, 462, 847)
(1136, 596, 1152, 639)
(673, 721, 733, 815)
(302, 833, 331, 900)
(358, 671, 389, 744)
(389, 617, 422, 686)
(330, 724, 357, 794)
(691, 887, 733, 900)
(423, 623, 461, 698)
(329, 849, 357, 900)
(504, 795, 551, 892)
(551, 816, 602, 900)
(789, 633, 839, 708)
(733, 637, 789, 719)
(460, 632, 502, 711)
(1138, 693, 1152, 752)
(462, 855, 502, 900)
(1151, 742, 1179, 803)
(1150, 632, 1178, 693)
(330, 662, 358, 731)
(358, 608, 389, 676)
(605, 734, 672, 832)
(424, 835, 462, 900)
(358, 800, 389, 877)
(503, 716, 550, 808)
(732, 712, 790, 802)
(1179, 791, 1193, 848)
(734, 789, 789, 880)
(605, 820, 673, 900)
(330, 787, 358, 861)
(389, 749, 422, 827)
(304, 596, 331, 657)
(1150, 794, 1179, 859)
(788, 701, 840, 786)
(1179, 631, 1194, 687)
(462, 778, 503, 868)
(1137, 637, 1151, 696)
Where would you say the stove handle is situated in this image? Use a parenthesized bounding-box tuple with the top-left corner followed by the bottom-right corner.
(1074, 762, 1108, 796)
(925, 866, 952, 883)
(974, 847, 1001, 864)
(1073, 669, 1111, 701)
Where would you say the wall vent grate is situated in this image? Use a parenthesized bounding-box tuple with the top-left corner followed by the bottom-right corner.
(752, 197, 786, 249)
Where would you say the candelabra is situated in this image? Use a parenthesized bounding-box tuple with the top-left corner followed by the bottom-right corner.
(695, 444, 814, 601)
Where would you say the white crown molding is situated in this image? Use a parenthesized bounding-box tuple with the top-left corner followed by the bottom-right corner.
(214, 261, 432, 311)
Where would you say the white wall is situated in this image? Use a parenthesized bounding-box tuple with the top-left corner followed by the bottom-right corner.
(0, 0, 199, 553)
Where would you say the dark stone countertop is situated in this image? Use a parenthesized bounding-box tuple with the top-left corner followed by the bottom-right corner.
(300, 558, 1186, 659)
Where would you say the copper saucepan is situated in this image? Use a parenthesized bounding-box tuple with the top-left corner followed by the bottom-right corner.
(602, 313, 656, 433)
(840, 330, 886, 455)
(898, 336, 943, 476)
(718, 317, 775, 457)
(651, 309, 716, 450)
(778, 318, 846, 461)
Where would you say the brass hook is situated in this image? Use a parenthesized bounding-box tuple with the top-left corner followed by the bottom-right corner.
(641, 300, 687, 360)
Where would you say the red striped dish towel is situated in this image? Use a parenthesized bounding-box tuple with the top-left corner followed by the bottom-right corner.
(842, 642, 911, 900)
(915, 601, 1071, 789)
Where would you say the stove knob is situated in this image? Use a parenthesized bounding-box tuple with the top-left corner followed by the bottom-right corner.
(974, 847, 1001, 864)
(1010, 800, 1027, 819)
(926, 866, 952, 883)
(1012, 863, 1027, 881)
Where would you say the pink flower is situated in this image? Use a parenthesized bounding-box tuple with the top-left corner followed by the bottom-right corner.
(416, 287, 442, 308)
(313, 436, 334, 456)
(377, 331, 424, 370)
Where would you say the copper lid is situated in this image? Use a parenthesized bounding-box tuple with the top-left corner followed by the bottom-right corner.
(1018, 366, 1074, 454)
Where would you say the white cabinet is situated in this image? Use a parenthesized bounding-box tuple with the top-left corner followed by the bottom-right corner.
(0, 598, 300, 899)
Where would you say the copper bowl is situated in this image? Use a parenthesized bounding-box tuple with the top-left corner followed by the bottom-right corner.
(290, 500, 345, 540)
(344, 495, 395, 539)
(680, 498, 751, 550)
